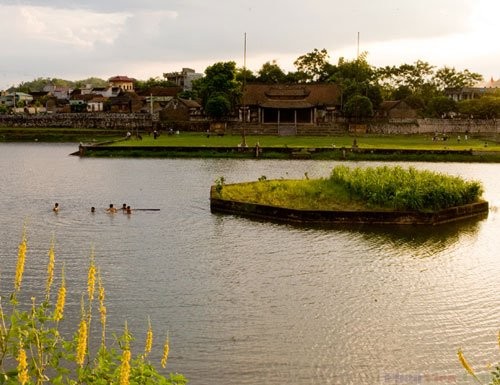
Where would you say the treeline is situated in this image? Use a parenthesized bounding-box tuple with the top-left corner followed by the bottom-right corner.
(7, 48, 500, 119)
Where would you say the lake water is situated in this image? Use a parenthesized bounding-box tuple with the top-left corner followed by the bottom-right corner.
(0, 143, 498, 385)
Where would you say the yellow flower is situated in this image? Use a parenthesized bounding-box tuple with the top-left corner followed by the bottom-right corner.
(161, 335, 169, 368)
(144, 319, 153, 356)
(17, 345, 29, 385)
(98, 270, 107, 344)
(87, 253, 96, 302)
(14, 236, 27, 291)
(98, 272, 106, 322)
(457, 348, 479, 382)
(76, 319, 88, 367)
(119, 349, 131, 385)
(45, 240, 56, 297)
(54, 267, 66, 322)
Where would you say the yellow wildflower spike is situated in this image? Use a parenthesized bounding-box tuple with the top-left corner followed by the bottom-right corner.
(14, 235, 27, 291)
(161, 335, 169, 368)
(17, 344, 29, 385)
(119, 349, 131, 385)
(46, 239, 56, 298)
(76, 319, 88, 367)
(144, 318, 153, 356)
(457, 348, 481, 384)
(54, 266, 66, 322)
(87, 251, 96, 302)
(97, 269, 107, 344)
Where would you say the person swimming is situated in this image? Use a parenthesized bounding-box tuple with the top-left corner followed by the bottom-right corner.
(126, 205, 132, 214)
(106, 204, 117, 213)
(91, 206, 96, 213)
(53, 203, 59, 212)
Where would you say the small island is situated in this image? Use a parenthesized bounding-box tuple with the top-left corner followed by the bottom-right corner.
(210, 165, 489, 225)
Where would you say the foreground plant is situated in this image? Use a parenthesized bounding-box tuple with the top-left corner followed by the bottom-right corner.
(458, 332, 500, 385)
(0, 229, 187, 385)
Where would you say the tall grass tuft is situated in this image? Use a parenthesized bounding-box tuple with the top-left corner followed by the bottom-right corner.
(329, 165, 483, 211)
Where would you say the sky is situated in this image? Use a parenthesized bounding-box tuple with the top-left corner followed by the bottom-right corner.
(0, 0, 499, 90)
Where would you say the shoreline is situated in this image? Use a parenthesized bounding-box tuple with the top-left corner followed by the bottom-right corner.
(73, 144, 500, 162)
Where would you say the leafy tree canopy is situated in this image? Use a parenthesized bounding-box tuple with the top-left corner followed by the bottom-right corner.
(192, 61, 241, 117)
(256, 60, 288, 84)
(133, 77, 176, 92)
(293, 48, 332, 82)
(343, 94, 373, 120)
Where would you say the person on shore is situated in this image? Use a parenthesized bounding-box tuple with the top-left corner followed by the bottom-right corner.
(106, 204, 117, 213)
(52, 203, 59, 212)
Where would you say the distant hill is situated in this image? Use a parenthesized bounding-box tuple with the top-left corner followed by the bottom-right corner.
(10, 77, 109, 92)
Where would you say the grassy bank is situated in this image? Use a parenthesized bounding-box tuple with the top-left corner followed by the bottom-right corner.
(111, 132, 500, 152)
(215, 165, 484, 212)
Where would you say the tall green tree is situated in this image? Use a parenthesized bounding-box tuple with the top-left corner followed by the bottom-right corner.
(432, 67, 482, 91)
(256, 61, 288, 83)
(293, 48, 333, 82)
(193, 61, 241, 120)
(343, 95, 373, 120)
(328, 53, 382, 110)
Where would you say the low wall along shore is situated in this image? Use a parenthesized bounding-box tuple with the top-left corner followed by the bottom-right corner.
(210, 187, 489, 226)
(0, 113, 498, 136)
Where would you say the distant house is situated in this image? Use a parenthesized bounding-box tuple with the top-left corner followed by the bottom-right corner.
(377, 100, 418, 119)
(136, 86, 182, 113)
(160, 97, 203, 121)
(241, 84, 340, 125)
(163, 68, 203, 91)
(43, 84, 72, 100)
(107, 91, 142, 113)
(445, 77, 500, 101)
(108, 76, 135, 92)
(0, 92, 33, 107)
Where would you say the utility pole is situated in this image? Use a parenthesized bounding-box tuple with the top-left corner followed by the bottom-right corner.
(241, 32, 247, 147)
(357, 32, 360, 59)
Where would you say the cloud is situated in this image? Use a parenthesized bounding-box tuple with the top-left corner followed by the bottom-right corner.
(0, 0, 498, 89)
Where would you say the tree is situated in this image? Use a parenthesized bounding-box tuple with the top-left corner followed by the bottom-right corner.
(343, 95, 373, 120)
(192, 61, 241, 120)
(328, 53, 382, 110)
(205, 93, 232, 120)
(427, 96, 457, 117)
(235, 67, 256, 84)
(433, 67, 483, 91)
(256, 61, 287, 83)
(133, 77, 176, 93)
(293, 48, 331, 82)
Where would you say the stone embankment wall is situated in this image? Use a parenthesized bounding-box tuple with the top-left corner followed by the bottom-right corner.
(0, 113, 155, 130)
(367, 118, 499, 135)
(0, 113, 498, 136)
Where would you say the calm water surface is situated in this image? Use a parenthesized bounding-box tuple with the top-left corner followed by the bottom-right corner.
(0, 143, 498, 385)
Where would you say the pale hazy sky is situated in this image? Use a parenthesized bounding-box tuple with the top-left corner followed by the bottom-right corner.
(0, 0, 499, 90)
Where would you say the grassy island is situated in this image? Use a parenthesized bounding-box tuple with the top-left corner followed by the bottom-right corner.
(210, 165, 488, 225)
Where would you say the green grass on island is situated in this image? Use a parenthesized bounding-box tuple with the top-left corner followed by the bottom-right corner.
(215, 165, 484, 212)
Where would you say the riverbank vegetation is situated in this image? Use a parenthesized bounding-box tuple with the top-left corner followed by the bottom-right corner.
(215, 165, 484, 212)
(0, 230, 187, 385)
